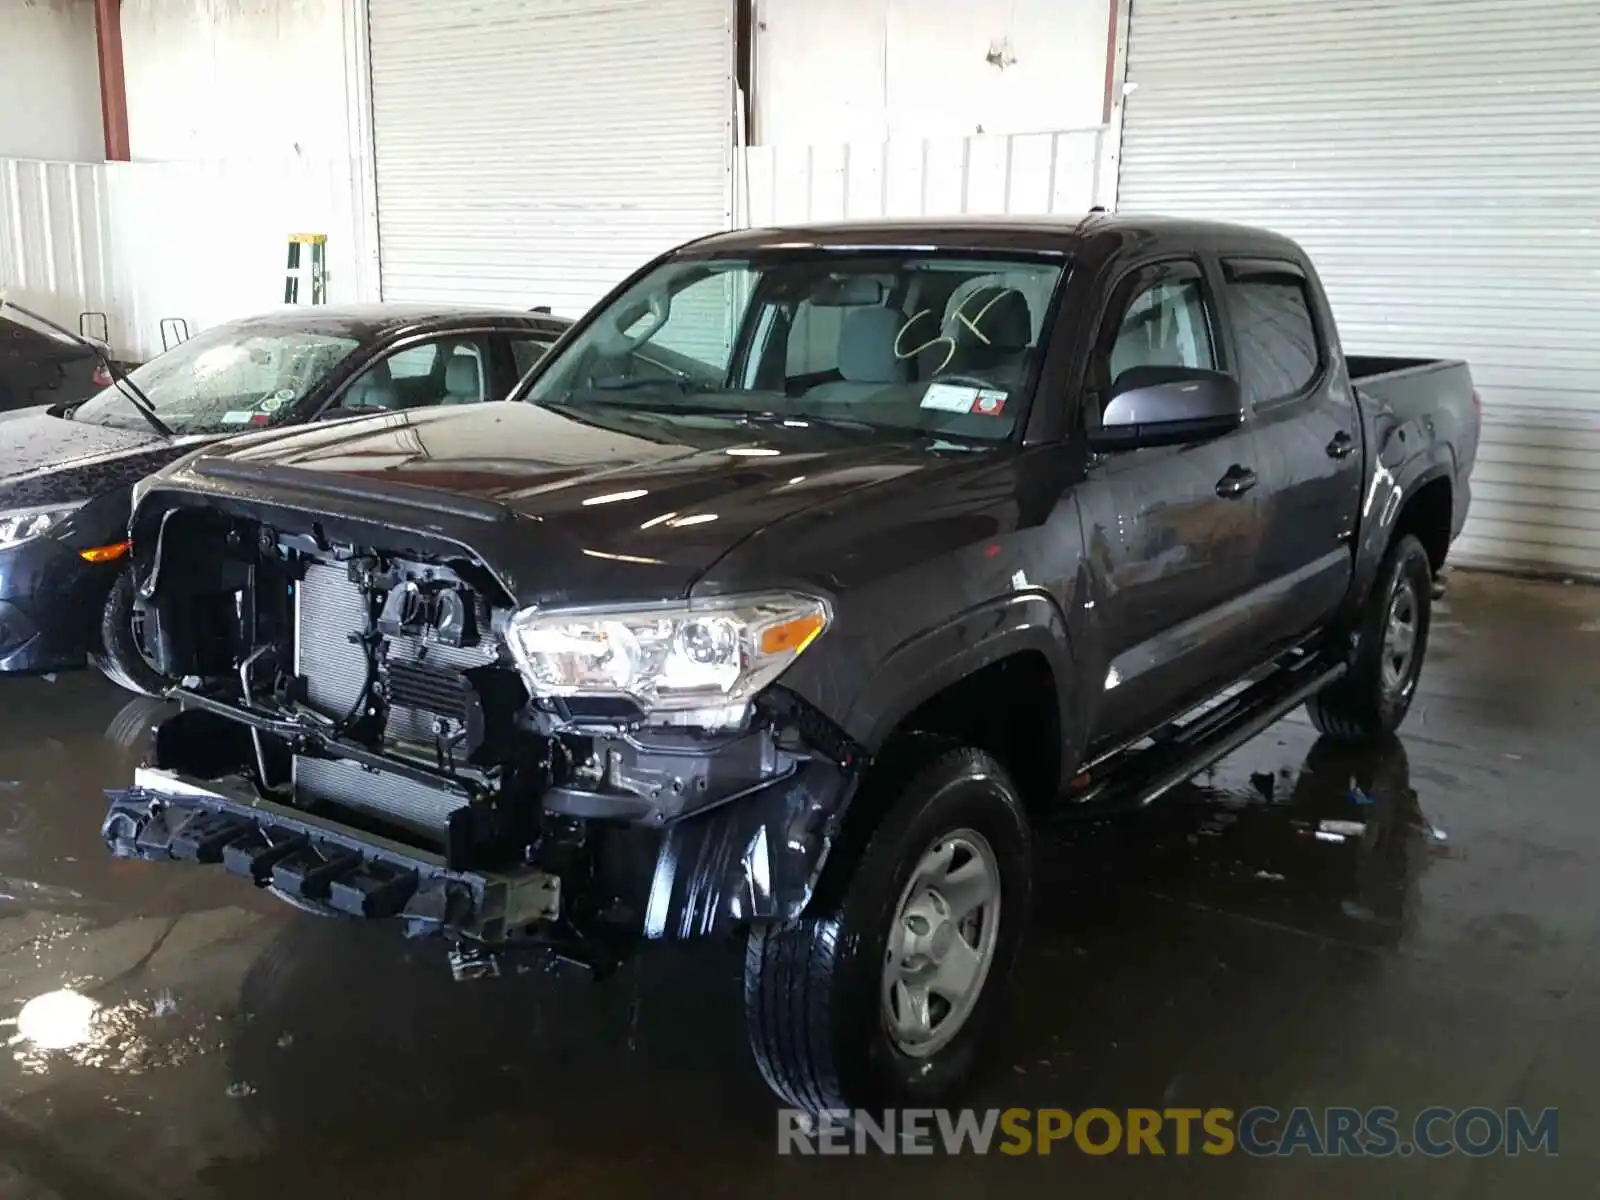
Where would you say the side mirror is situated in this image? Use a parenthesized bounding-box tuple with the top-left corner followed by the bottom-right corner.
(1087, 367, 1243, 452)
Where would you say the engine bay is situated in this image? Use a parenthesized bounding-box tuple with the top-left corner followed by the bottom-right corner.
(128, 505, 851, 947)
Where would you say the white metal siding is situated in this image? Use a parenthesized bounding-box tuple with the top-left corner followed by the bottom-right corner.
(367, 0, 732, 316)
(1118, 0, 1600, 577)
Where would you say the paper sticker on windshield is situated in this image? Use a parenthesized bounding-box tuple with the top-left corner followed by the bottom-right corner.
(921, 383, 981, 413)
(920, 383, 1008, 416)
(971, 390, 1007, 416)
(220, 410, 254, 425)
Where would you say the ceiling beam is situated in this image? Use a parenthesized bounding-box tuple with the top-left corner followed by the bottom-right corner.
(93, 0, 130, 161)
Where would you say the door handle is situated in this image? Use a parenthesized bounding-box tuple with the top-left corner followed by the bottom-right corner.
(1215, 465, 1257, 498)
(1326, 431, 1355, 459)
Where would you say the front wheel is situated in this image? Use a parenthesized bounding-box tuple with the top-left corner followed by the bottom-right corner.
(1306, 533, 1433, 740)
(91, 569, 173, 698)
(743, 746, 1032, 1114)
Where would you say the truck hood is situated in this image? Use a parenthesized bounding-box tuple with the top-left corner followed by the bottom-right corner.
(0, 410, 215, 511)
(150, 401, 981, 606)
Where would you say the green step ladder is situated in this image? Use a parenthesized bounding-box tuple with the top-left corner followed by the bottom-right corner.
(284, 233, 328, 304)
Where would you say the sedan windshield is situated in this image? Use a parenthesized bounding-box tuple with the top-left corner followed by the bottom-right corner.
(522, 250, 1067, 442)
(71, 324, 361, 435)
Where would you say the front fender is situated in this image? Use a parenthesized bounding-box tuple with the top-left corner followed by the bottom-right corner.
(638, 593, 1079, 941)
(844, 590, 1080, 775)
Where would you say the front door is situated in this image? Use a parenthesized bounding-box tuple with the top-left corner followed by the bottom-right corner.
(1074, 258, 1268, 749)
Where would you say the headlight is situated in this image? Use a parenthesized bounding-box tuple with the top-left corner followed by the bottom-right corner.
(505, 592, 831, 726)
(0, 503, 84, 549)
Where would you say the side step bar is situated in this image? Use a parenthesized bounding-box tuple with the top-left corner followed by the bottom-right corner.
(1071, 658, 1347, 815)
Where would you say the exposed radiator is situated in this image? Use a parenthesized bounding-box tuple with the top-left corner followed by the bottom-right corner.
(292, 756, 466, 837)
(291, 561, 497, 834)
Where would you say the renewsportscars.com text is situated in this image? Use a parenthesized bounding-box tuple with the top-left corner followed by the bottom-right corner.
(778, 1106, 1559, 1157)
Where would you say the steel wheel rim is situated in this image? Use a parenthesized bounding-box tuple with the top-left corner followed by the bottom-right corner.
(880, 828, 1002, 1059)
(1380, 577, 1420, 697)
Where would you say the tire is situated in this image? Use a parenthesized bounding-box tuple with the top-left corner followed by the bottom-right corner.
(1306, 534, 1433, 741)
(743, 746, 1032, 1114)
(91, 569, 173, 698)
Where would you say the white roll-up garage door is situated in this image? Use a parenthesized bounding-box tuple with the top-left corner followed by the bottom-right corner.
(1117, 0, 1600, 577)
(368, 0, 732, 316)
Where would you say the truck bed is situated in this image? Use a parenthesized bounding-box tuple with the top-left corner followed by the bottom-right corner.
(1346, 353, 1480, 548)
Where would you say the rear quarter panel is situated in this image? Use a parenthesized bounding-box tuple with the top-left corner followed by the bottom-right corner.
(1343, 359, 1477, 618)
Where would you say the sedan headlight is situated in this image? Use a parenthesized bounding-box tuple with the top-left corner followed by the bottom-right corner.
(505, 592, 831, 726)
(0, 503, 84, 549)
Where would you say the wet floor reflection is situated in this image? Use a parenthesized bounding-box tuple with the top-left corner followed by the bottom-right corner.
(0, 572, 1598, 1199)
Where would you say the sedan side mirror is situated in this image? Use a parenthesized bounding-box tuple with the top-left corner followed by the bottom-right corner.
(1087, 366, 1243, 452)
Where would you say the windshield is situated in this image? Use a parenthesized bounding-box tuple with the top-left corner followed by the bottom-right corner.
(523, 250, 1068, 442)
(70, 323, 361, 435)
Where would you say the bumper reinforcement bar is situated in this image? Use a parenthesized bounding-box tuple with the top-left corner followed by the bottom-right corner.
(102, 767, 560, 942)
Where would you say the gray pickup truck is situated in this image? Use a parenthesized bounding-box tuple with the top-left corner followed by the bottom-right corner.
(101, 214, 1479, 1114)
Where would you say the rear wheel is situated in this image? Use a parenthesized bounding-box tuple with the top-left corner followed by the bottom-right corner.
(1307, 534, 1433, 740)
(743, 746, 1032, 1114)
(92, 569, 173, 698)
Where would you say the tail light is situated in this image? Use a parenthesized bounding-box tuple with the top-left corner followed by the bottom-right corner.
(92, 363, 113, 388)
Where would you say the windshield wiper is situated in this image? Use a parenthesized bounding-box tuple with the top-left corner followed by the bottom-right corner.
(557, 391, 785, 420)
(589, 373, 705, 393)
(0, 297, 173, 436)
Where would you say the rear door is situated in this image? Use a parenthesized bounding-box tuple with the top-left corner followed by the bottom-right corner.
(1077, 258, 1270, 748)
(1216, 257, 1362, 649)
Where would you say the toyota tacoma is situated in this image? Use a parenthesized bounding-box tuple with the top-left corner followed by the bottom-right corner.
(101, 215, 1479, 1113)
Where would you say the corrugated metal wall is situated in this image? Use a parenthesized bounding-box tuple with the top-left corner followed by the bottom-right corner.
(1118, 0, 1600, 577)
(367, 0, 734, 316)
(0, 155, 364, 361)
(740, 127, 1111, 225)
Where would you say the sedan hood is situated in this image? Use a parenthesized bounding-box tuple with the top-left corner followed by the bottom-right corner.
(150, 401, 977, 606)
(0, 411, 211, 511)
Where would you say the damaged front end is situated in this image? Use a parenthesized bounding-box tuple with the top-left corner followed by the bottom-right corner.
(105, 486, 862, 973)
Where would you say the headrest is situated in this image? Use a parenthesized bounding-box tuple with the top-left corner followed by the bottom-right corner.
(444, 354, 480, 396)
(837, 307, 911, 384)
(953, 287, 1033, 352)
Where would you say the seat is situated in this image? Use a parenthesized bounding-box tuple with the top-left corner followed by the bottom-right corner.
(344, 359, 400, 410)
(943, 286, 1034, 380)
(803, 307, 911, 406)
(440, 352, 484, 405)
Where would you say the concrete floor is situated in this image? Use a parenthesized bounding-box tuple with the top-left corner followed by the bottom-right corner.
(0, 571, 1597, 1199)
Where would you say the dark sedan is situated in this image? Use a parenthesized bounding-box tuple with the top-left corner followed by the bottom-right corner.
(1, 306, 110, 412)
(0, 302, 572, 692)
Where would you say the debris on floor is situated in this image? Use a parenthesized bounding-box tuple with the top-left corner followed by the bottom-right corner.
(1319, 819, 1368, 839)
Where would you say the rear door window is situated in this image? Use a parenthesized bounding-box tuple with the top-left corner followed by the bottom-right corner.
(509, 335, 554, 377)
(332, 335, 492, 413)
(1222, 264, 1320, 406)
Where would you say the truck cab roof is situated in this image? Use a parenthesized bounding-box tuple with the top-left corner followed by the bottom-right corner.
(677, 213, 1308, 262)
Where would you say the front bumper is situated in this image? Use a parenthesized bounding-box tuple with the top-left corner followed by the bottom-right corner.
(104, 767, 562, 941)
(102, 750, 853, 949)
(0, 536, 118, 672)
